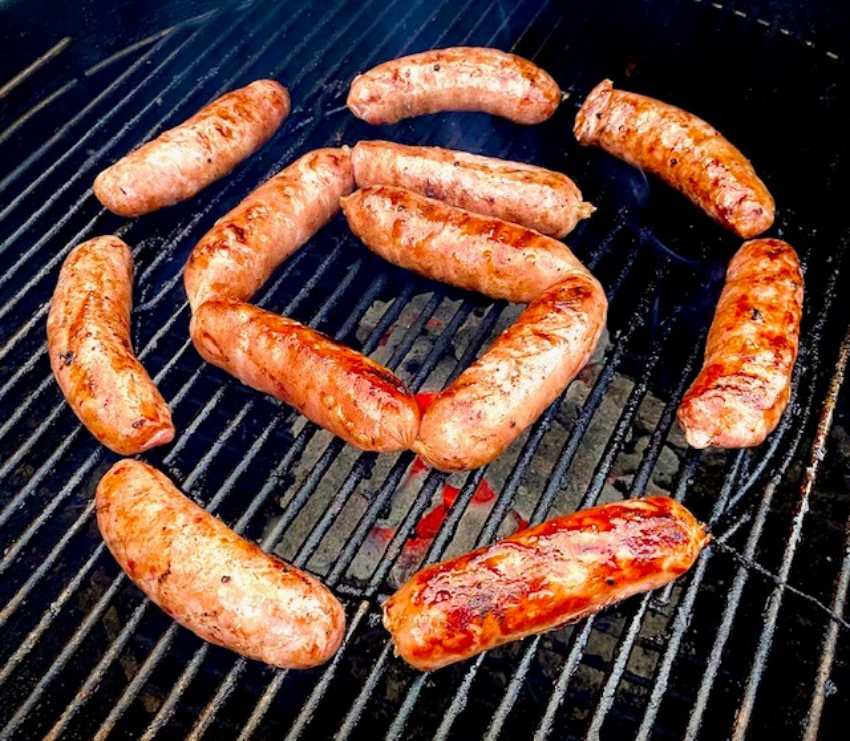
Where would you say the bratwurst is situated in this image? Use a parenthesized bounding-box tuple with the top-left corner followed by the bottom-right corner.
(342, 186, 590, 303)
(677, 238, 803, 448)
(383, 496, 708, 671)
(413, 273, 607, 471)
(96, 460, 345, 668)
(574, 79, 774, 238)
(347, 47, 561, 125)
(191, 300, 419, 452)
(351, 140, 593, 237)
(47, 236, 174, 455)
(184, 147, 353, 310)
(94, 80, 290, 217)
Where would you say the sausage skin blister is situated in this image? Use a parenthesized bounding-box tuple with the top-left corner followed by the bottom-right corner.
(347, 47, 561, 125)
(184, 147, 353, 310)
(191, 300, 419, 452)
(94, 80, 290, 217)
(574, 79, 774, 238)
(351, 140, 593, 237)
(383, 496, 708, 671)
(47, 236, 174, 454)
(96, 460, 345, 668)
(413, 274, 607, 471)
(342, 186, 589, 303)
(678, 238, 803, 448)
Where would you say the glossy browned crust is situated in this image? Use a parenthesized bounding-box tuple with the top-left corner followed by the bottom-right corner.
(383, 496, 708, 671)
(191, 300, 420, 451)
(677, 239, 803, 448)
(183, 147, 353, 310)
(96, 460, 345, 668)
(351, 140, 593, 237)
(347, 47, 561, 125)
(342, 186, 589, 303)
(94, 80, 290, 217)
(413, 273, 607, 470)
(574, 79, 774, 238)
(46, 236, 174, 454)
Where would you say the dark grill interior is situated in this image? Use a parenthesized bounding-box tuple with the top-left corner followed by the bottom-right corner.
(1, 0, 849, 738)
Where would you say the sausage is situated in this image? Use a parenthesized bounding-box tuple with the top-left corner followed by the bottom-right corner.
(351, 140, 593, 237)
(347, 47, 561, 125)
(94, 80, 290, 217)
(96, 459, 345, 668)
(677, 238, 803, 448)
(47, 236, 174, 455)
(342, 186, 590, 303)
(413, 274, 607, 471)
(190, 300, 420, 452)
(184, 147, 353, 311)
(383, 495, 708, 671)
(574, 79, 774, 239)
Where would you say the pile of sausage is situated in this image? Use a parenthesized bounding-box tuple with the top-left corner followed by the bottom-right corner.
(44, 45, 803, 672)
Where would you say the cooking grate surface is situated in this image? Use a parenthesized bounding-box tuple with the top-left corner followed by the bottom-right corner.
(0, 0, 849, 739)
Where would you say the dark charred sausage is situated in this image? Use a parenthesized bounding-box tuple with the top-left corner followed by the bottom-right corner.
(351, 140, 593, 237)
(47, 236, 174, 454)
(347, 47, 561, 125)
(383, 496, 708, 671)
(677, 238, 803, 448)
(94, 80, 290, 217)
(574, 79, 774, 238)
(190, 300, 420, 452)
(96, 459, 345, 668)
(342, 185, 591, 303)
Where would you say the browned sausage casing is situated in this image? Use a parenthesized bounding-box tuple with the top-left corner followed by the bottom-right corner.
(184, 147, 353, 310)
(191, 300, 419, 452)
(677, 238, 803, 448)
(347, 47, 561, 125)
(94, 80, 290, 217)
(47, 236, 174, 454)
(342, 186, 589, 303)
(413, 274, 607, 471)
(96, 460, 345, 668)
(574, 79, 774, 238)
(351, 140, 593, 237)
(384, 496, 708, 671)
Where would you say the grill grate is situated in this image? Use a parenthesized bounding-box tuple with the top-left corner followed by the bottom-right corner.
(1, 0, 849, 739)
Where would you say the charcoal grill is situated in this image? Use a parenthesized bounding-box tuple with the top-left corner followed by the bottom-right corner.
(1, 0, 849, 738)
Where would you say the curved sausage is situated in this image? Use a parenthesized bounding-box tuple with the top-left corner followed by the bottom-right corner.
(96, 459, 345, 669)
(347, 47, 561, 125)
(191, 300, 419, 452)
(677, 238, 803, 448)
(184, 147, 353, 310)
(383, 496, 708, 671)
(47, 236, 174, 455)
(342, 186, 589, 303)
(413, 274, 607, 471)
(94, 80, 290, 217)
(351, 140, 593, 237)
(574, 79, 774, 238)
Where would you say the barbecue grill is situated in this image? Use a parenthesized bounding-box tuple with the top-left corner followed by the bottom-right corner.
(1, 0, 849, 738)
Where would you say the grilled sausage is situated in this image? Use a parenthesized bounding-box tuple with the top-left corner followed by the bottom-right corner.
(94, 80, 290, 217)
(347, 47, 561, 125)
(96, 460, 345, 668)
(351, 140, 593, 237)
(342, 186, 590, 303)
(574, 79, 774, 238)
(47, 236, 174, 454)
(191, 300, 419, 452)
(184, 147, 353, 310)
(413, 274, 607, 471)
(677, 239, 803, 448)
(383, 496, 708, 671)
